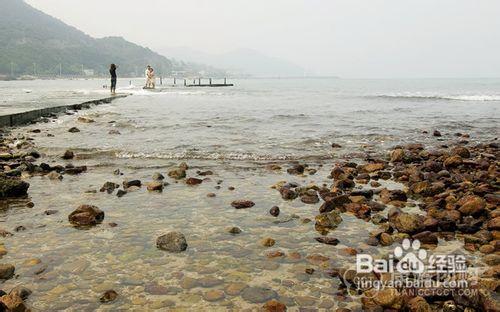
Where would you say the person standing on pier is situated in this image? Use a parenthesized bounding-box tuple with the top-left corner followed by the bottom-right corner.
(145, 65, 151, 88)
(109, 64, 117, 95)
(148, 67, 156, 89)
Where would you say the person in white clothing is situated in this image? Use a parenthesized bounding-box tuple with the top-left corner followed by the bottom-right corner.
(145, 65, 152, 88)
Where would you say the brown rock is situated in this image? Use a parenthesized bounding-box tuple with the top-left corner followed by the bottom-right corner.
(186, 177, 203, 185)
(228, 226, 242, 234)
(444, 155, 462, 168)
(390, 149, 405, 162)
(319, 194, 351, 213)
(100, 290, 118, 303)
(390, 212, 424, 234)
(168, 168, 186, 180)
(0, 263, 15, 280)
(457, 195, 486, 216)
(315, 237, 339, 245)
(147, 181, 164, 191)
(269, 206, 280, 217)
(371, 287, 403, 309)
(479, 244, 495, 254)
(68, 205, 104, 227)
(0, 293, 28, 311)
(487, 217, 500, 231)
(62, 150, 74, 159)
(203, 290, 225, 302)
(231, 200, 255, 209)
(156, 231, 188, 252)
(379, 233, 394, 246)
(261, 238, 276, 247)
(362, 163, 385, 173)
(266, 250, 285, 259)
(224, 283, 248, 296)
(406, 296, 431, 312)
(412, 231, 438, 245)
(263, 299, 287, 312)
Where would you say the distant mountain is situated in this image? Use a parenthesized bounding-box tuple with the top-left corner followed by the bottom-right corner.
(158, 47, 306, 78)
(0, 0, 219, 78)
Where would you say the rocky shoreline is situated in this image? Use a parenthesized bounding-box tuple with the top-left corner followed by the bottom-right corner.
(0, 118, 498, 311)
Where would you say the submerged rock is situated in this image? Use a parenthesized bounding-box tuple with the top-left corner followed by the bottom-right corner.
(100, 182, 120, 194)
(156, 232, 187, 252)
(9, 286, 32, 300)
(168, 168, 186, 180)
(123, 179, 141, 189)
(68, 205, 105, 227)
(152, 172, 165, 180)
(241, 286, 278, 303)
(0, 293, 28, 311)
(228, 227, 242, 234)
(261, 237, 276, 247)
(0, 263, 15, 280)
(100, 290, 118, 303)
(0, 175, 29, 198)
(231, 200, 255, 209)
(62, 150, 74, 159)
(315, 211, 343, 230)
(186, 177, 203, 185)
(147, 181, 164, 192)
(315, 237, 339, 245)
(263, 300, 287, 312)
(269, 206, 280, 217)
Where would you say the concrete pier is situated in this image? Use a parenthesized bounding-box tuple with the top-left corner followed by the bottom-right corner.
(0, 94, 128, 128)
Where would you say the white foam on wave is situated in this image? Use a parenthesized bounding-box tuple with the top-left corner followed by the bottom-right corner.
(371, 93, 500, 101)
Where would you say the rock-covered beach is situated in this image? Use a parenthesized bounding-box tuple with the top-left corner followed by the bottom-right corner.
(0, 78, 499, 311)
(0, 101, 498, 311)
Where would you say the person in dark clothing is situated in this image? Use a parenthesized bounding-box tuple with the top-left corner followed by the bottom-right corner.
(109, 64, 117, 95)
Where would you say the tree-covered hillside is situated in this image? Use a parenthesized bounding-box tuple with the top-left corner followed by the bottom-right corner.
(0, 0, 178, 77)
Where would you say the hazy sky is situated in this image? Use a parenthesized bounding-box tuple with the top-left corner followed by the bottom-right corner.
(26, 0, 500, 78)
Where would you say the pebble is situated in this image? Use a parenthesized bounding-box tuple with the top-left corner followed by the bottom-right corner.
(203, 290, 225, 302)
(241, 286, 278, 303)
(224, 283, 248, 296)
(261, 237, 276, 247)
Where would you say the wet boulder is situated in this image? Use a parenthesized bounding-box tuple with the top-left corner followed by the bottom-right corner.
(100, 290, 118, 303)
(269, 206, 280, 217)
(62, 150, 74, 159)
(0, 293, 28, 312)
(9, 286, 32, 301)
(231, 200, 255, 209)
(390, 149, 405, 162)
(186, 177, 203, 185)
(380, 188, 407, 204)
(168, 168, 186, 180)
(123, 179, 141, 189)
(319, 195, 351, 213)
(279, 185, 298, 200)
(156, 232, 187, 252)
(443, 155, 462, 168)
(68, 205, 105, 227)
(287, 164, 305, 175)
(146, 181, 164, 191)
(389, 211, 424, 234)
(0, 264, 15, 280)
(0, 175, 29, 198)
(457, 195, 486, 216)
(361, 162, 385, 173)
(100, 182, 120, 194)
(315, 211, 343, 231)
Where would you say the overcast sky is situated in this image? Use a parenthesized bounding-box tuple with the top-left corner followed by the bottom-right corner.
(26, 0, 500, 78)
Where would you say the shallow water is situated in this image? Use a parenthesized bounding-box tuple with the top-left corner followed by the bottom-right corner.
(1, 78, 499, 310)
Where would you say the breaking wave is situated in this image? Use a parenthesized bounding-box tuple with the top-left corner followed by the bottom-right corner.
(369, 93, 500, 101)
